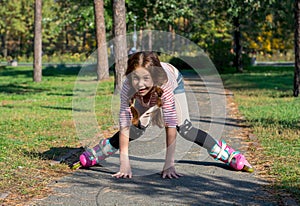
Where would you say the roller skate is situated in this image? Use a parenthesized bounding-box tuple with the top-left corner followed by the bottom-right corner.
(209, 140, 254, 173)
(71, 138, 118, 170)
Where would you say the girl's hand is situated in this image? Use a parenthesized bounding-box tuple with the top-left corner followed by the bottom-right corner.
(139, 106, 158, 127)
(161, 165, 183, 179)
(162, 127, 181, 179)
(112, 154, 132, 178)
(139, 112, 151, 127)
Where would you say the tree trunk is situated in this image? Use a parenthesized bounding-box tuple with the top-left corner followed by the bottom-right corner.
(233, 16, 243, 73)
(168, 24, 172, 52)
(1, 34, 7, 58)
(94, 0, 109, 80)
(148, 30, 152, 51)
(139, 29, 143, 51)
(82, 30, 86, 53)
(112, 0, 127, 93)
(294, 0, 300, 97)
(33, 0, 42, 82)
(65, 25, 69, 53)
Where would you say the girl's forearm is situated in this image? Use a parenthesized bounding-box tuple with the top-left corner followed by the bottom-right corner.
(113, 127, 132, 178)
(119, 127, 130, 157)
(164, 127, 177, 167)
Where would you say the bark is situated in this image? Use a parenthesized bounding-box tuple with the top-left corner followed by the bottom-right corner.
(168, 24, 172, 52)
(139, 29, 143, 51)
(233, 16, 243, 73)
(64, 26, 68, 53)
(82, 30, 86, 52)
(148, 30, 152, 51)
(294, 0, 300, 97)
(33, 0, 42, 82)
(1, 34, 7, 58)
(112, 0, 127, 93)
(94, 0, 109, 80)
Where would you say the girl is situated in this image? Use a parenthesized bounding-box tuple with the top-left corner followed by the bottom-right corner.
(76, 51, 253, 178)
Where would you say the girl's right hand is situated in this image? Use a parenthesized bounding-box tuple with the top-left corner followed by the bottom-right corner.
(112, 154, 132, 178)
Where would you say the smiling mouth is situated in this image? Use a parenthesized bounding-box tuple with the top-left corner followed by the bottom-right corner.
(138, 88, 149, 93)
(139, 89, 147, 92)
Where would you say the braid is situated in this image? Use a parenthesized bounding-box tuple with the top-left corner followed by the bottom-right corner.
(129, 96, 140, 127)
(154, 86, 164, 107)
(150, 86, 165, 128)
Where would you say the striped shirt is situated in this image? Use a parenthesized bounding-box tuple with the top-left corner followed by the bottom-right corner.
(119, 62, 179, 128)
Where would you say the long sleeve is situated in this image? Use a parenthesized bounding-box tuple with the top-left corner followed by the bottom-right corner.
(161, 82, 178, 127)
(119, 78, 132, 128)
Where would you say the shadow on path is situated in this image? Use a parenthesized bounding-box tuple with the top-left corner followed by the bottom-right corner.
(34, 165, 275, 206)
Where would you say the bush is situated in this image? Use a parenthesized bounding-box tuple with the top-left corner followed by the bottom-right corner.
(207, 40, 252, 72)
(157, 53, 173, 63)
(43, 53, 86, 63)
(206, 40, 233, 72)
(169, 56, 194, 70)
(7, 53, 87, 64)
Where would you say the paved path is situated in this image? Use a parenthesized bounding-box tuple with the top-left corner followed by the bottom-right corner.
(30, 72, 277, 206)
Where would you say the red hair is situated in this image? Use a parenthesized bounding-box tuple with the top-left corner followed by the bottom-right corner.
(126, 52, 167, 127)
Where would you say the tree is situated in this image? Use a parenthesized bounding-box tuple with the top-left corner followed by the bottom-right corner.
(126, 0, 195, 51)
(295, 0, 300, 97)
(207, 0, 276, 72)
(33, 0, 42, 82)
(112, 0, 127, 92)
(94, 0, 109, 80)
(0, 0, 34, 59)
(52, 0, 96, 55)
(233, 16, 243, 72)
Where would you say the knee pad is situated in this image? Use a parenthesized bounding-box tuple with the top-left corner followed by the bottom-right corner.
(177, 119, 208, 146)
(176, 119, 198, 142)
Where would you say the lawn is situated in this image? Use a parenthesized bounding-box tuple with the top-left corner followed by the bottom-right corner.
(0, 64, 299, 204)
(0, 65, 115, 205)
(221, 66, 300, 201)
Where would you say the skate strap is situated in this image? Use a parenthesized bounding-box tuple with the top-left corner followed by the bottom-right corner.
(99, 139, 116, 156)
(216, 140, 240, 164)
(87, 148, 99, 162)
(228, 151, 240, 164)
(216, 140, 227, 160)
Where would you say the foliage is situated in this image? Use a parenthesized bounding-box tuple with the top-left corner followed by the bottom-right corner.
(206, 39, 234, 71)
(0, 0, 296, 67)
(0, 0, 34, 58)
(244, 13, 294, 54)
(0, 53, 87, 64)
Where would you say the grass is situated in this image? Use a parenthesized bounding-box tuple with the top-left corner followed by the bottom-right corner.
(0, 65, 115, 205)
(221, 66, 300, 201)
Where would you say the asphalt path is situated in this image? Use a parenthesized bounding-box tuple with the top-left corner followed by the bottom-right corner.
(30, 72, 278, 206)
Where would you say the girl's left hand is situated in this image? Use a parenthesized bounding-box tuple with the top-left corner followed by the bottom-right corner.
(112, 154, 132, 179)
(161, 166, 183, 179)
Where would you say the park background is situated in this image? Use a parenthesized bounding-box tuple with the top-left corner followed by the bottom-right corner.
(0, 0, 299, 205)
(0, 1, 296, 69)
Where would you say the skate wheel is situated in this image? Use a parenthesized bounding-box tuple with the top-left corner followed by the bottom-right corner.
(243, 165, 254, 173)
(71, 161, 82, 170)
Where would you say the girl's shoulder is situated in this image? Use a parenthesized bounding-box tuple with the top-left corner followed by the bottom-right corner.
(161, 62, 177, 77)
(161, 62, 175, 72)
(160, 62, 178, 92)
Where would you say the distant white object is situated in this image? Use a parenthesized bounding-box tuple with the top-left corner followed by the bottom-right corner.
(9, 60, 18, 67)
(251, 57, 257, 66)
(129, 47, 136, 55)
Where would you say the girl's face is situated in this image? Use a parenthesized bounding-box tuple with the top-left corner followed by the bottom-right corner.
(131, 67, 154, 96)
